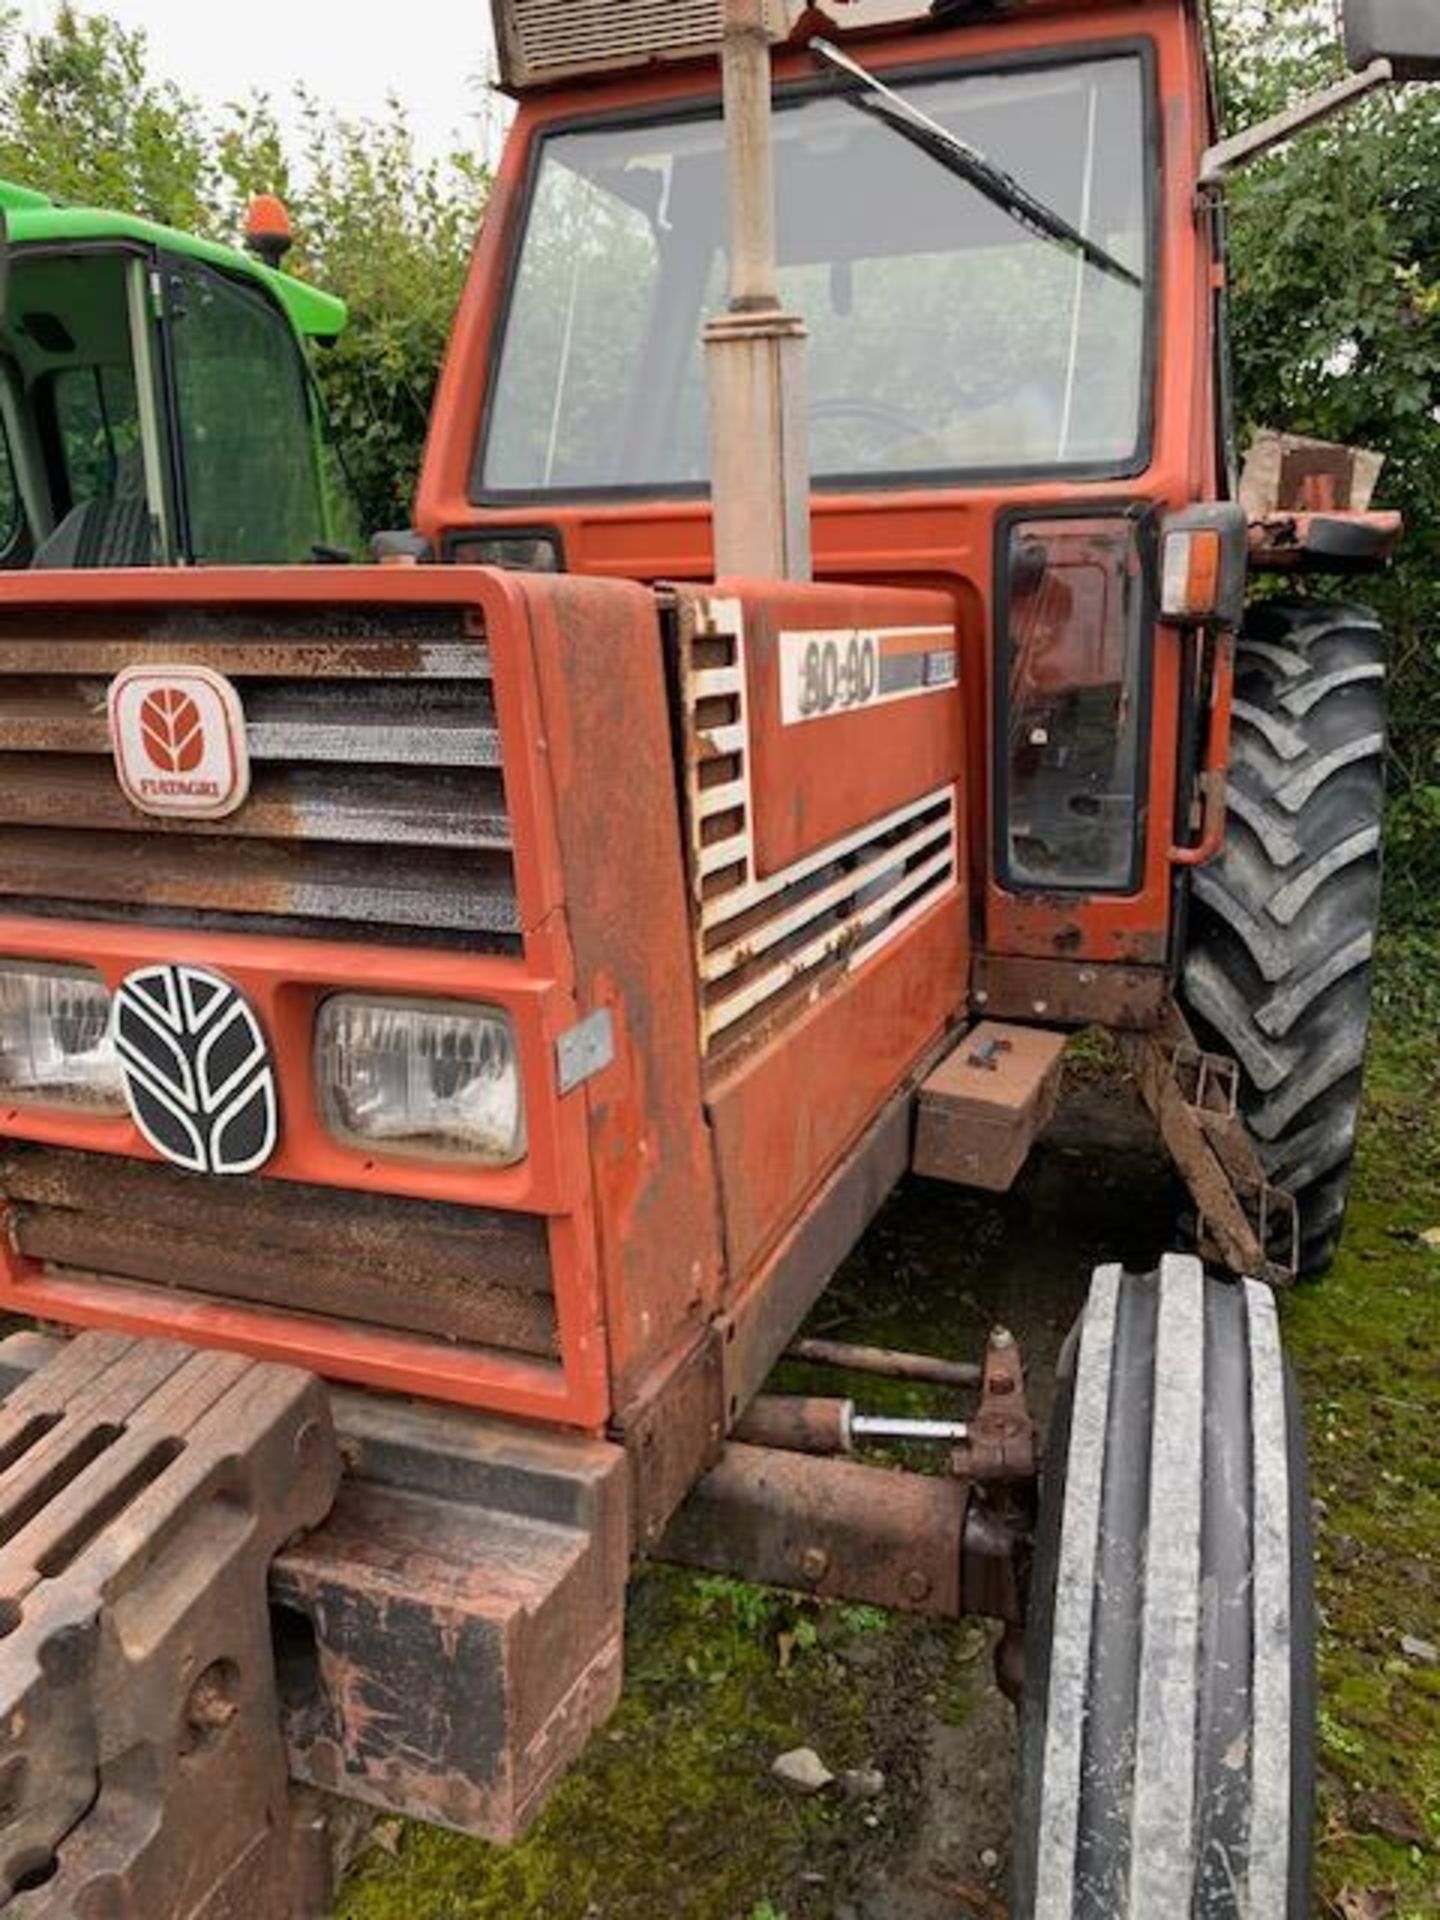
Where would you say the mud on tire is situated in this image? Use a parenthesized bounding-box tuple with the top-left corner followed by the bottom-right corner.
(1012, 1256, 1315, 1919)
(1180, 599, 1386, 1274)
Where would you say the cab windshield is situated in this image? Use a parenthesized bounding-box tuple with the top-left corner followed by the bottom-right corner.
(480, 52, 1151, 497)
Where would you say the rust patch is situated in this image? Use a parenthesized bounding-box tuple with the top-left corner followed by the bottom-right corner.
(913, 1021, 1067, 1194)
(971, 952, 1169, 1030)
(658, 1442, 967, 1618)
(273, 1392, 629, 1842)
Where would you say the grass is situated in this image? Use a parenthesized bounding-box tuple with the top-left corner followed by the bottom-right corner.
(1281, 937, 1440, 1918)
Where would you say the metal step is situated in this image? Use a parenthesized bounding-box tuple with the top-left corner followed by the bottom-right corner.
(912, 1021, 1068, 1193)
(1120, 1007, 1301, 1286)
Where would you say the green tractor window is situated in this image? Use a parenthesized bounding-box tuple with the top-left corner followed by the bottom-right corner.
(167, 258, 332, 565)
(53, 361, 145, 503)
(0, 423, 22, 561)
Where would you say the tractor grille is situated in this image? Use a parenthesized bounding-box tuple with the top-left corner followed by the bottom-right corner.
(500, 0, 727, 85)
(0, 1145, 559, 1358)
(496, 0, 936, 85)
(0, 605, 518, 951)
(699, 787, 959, 1049)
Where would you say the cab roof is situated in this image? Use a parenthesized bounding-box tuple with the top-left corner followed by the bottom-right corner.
(490, 0, 1158, 93)
(0, 180, 347, 342)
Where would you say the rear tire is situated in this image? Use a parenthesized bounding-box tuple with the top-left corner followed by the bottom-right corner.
(1180, 599, 1386, 1274)
(1012, 1256, 1315, 1919)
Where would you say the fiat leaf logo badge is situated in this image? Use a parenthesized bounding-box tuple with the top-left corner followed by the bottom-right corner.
(114, 965, 278, 1176)
(108, 665, 251, 820)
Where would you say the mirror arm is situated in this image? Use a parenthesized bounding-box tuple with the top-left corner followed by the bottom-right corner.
(1197, 57, 1393, 189)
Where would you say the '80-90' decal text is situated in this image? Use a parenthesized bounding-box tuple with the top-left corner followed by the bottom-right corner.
(779, 625, 958, 726)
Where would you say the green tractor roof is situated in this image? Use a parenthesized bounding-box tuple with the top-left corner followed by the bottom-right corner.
(0, 179, 347, 342)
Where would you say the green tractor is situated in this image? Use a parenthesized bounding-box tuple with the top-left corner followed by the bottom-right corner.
(0, 181, 358, 569)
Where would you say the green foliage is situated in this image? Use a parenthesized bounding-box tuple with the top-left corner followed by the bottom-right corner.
(836, 1604, 890, 1638)
(1217, 0, 1440, 923)
(0, 4, 489, 531)
(0, 4, 212, 226)
(693, 1574, 786, 1639)
(277, 96, 489, 532)
(1280, 935, 1440, 1911)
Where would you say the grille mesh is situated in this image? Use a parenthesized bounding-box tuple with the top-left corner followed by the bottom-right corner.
(0, 606, 518, 951)
(495, 0, 935, 86)
(503, 0, 724, 83)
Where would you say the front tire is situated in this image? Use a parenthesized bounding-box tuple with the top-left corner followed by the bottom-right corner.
(1012, 1256, 1315, 1919)
(1180, 599, 1386, 1274)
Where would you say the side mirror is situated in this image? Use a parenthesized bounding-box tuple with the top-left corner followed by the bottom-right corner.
(1346, 0, 1440, 80)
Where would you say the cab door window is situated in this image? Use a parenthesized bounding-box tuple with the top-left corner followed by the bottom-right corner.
(53, 361, 145, 502)
(0, 418, 27, 565)
(15, 250, 168, 565)
(165, 257, 328, 564)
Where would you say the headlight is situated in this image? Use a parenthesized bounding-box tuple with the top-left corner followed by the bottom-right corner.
(0, 963, 125, 1112)
(316, 996, 525, 1165)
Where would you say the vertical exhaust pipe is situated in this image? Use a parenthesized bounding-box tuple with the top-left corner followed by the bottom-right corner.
(704, 0, 813, 581)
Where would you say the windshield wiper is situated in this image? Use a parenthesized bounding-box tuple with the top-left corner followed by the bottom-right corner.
(809, 37, 1143, 293)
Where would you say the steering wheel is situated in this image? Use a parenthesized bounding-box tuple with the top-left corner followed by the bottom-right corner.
(809, 395, 930, 449)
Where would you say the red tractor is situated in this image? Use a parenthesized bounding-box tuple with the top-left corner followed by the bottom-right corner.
(0, 2, 1430, 1914)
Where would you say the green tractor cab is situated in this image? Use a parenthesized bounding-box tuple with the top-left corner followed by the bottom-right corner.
(0, 180, 359, 569)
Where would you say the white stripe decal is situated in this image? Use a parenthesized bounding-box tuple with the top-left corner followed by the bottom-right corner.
(1131, 1253, 1206, 1912)
(1245, 1277, 1294, 1917)
(1034, 1263, 1122, 1920)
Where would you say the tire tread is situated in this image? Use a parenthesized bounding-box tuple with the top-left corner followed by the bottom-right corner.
(1013, 1263, 1315, 1918)
(1180, 599, 1385, 1273)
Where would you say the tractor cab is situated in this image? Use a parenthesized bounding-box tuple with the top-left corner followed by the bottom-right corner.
(0, 181, 358, 569)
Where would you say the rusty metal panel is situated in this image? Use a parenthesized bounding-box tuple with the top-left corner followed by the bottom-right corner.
(272, 1392, 629, 1842)
(0, 604, 515, 949)
(519, 574, 726, 1411)
(612, 1329, 726, 1551)
(0, 1148, 551, 1289)
(0, 828, 519, 935)
(0, 1146, 558, 1356)
(0, 758, 511, 849)
(913, 1020, 1067, 1193)
(971, 952, 1169, 1030)
(0, 635, 491, 679)
(707, 891, 966, 1286)
(672, 589, 965, 1058)
(0, 678, 503, 765)
(658, 1442, 965, 1616)
(0, 1331, 340, 1915)
(721, 1085, 914, 1422)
